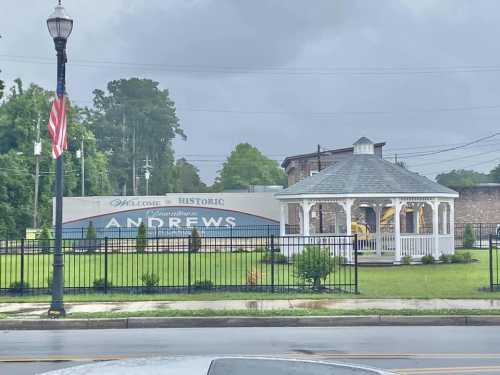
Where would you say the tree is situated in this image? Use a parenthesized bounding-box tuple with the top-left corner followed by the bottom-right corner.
(136, 222, 147, 252)
(89, 78, 185, 195)
(173, 158, 206, 193)
(489, 164, 500, 183)
(215, 143, 286, 191)
(463, 224, 476, 248)
(189, 227, 202, 252)
(436, 169, 490, 189)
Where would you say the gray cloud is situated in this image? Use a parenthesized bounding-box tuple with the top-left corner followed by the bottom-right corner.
(1, 0, 500, 182)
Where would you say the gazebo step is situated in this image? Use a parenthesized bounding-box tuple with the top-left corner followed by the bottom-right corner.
(357, 256, 395, 266)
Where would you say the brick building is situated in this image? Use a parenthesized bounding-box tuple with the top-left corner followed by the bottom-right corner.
(455, 184, 500, 224)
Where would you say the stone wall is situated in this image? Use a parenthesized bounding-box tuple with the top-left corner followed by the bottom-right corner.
(455, 185, 500, 224)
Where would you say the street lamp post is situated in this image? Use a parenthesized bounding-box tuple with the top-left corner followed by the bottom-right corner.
(47, 0, 73, 318)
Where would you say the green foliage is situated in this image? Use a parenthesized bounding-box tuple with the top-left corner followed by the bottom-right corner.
(451, 252, 472, 264)
(421, 255, 435, 265)
(141, 273, 160, 293)
(192, 280, 214, 291)
(173, 158, 206, 193)
(37, 227, 52, 254)
(189, 227, 202, 253)
(463, 224, 476, 248)
(436, 169, 490, 189)
(90, 78, 184, 195)
(136, 222, 147, 252)
(261, 251, 288, 264)
(402, 255, 412, 265)
(214, 143, 286, 191)
(293, 246, 336, 290)
(86, 221, 97, 240)
(463, 251, 473, 263)
(92, 278, 112, 291)
(439, 254, 451, 263)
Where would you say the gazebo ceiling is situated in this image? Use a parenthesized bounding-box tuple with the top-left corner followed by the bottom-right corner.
(276, 137, 458, 199)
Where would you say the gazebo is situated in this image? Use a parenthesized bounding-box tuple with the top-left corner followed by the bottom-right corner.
(275, 137, 459, 264)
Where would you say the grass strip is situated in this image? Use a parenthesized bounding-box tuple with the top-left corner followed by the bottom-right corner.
(66, 308, 500, 319)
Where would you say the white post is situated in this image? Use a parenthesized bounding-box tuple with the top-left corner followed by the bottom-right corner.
(413, 204, 420, 234)
(340, 199, 354, 262)
(298, 206, 304, 235)
(374, 204, 382, 256)
(442, 204, 448, 235)
(301, 200, 313, 236)
(334, 208, 340, 234)
(449, 200, 455, 252)
(393, 198, 402, 263)
(432, 199, 440, 258)
(279, 202, 287, 236)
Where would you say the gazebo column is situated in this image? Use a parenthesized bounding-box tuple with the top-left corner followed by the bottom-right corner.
(339, 199, 354, 236)
(392, 198, 403, 263)
(442, 203, 448, 234)
(373, 204, 383, 256)
(431, 199, 440, 258)
(279, 202, 287, 236)
(300, 200, 314, 236)
(449, 200, 455, 249)
(413, 204, 420, 234)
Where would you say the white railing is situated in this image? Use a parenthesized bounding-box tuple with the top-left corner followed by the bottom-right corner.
(400, 234, 434, 257)
(439, 235, 455, 255)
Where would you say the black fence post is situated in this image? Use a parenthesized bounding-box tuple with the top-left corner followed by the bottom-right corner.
(270, 234, 275, 293)
(104, 237, 109, 294)
(354, 233, 359, 294)
(20, 238, 25, 295)
(230, 226, 233, 253)
(489, 234, 494, 292)
(188, 237, 192, 294)
(480, 224, 483, 249)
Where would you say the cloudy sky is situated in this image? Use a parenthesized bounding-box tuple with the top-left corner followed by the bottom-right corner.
(1, 0, 500, 183)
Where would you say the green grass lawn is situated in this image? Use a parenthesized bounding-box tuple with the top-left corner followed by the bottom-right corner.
(0, 249, 499, 302)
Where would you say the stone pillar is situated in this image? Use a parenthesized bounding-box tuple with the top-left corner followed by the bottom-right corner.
(301, 200, 314, 236)
(374, 204, 382, 256)
(432, 199, 440, 258)
(392, 198, 402, 263)
(279, 202, 287, 236)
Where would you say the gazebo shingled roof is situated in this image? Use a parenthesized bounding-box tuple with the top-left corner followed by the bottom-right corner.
(276, 154, 457, 197)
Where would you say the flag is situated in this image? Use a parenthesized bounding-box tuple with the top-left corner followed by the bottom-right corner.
(48, 95, 68, 159)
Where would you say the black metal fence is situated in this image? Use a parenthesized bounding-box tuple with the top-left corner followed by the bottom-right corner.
(456, 223, 500, 249)
(489, 235, 500, 291)
(0, 235, 358, 295)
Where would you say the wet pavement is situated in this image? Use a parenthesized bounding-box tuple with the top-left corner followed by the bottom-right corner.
(1, 298, 500, 318)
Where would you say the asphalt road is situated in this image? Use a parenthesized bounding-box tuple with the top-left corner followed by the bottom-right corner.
(1, 326, 500, 374)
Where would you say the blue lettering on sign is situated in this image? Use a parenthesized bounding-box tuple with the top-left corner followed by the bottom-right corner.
(63, 206, 278, 238)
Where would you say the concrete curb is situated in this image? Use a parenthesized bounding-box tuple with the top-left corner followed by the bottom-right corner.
(1, 315, 500, 330)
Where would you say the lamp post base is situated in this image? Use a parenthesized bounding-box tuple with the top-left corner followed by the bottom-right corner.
(48, 306, 66, 319)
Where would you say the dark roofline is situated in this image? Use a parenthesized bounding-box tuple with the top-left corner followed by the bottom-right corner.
(281, 142, 386, 169)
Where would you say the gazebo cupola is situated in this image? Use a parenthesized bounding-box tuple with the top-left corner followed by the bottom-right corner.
(275, 137, 459, 264)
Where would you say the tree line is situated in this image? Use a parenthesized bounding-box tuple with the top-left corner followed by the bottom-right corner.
(0, 76, 286, 237)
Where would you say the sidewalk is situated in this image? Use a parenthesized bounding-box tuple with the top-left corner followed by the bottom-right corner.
(1, 298, 500, 318)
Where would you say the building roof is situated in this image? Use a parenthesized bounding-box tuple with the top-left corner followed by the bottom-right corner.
(276, 153, 458, 198)
(353, 136, 373, 145)
(281, 141, 386, 169)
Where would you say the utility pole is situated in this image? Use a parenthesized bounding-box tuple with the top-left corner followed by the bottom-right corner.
(121, 111, 127, 196)
(132, 126, 137, 196)
(33, 114, 42, 229)
(143, 155, 152, 196)
(317, 144, 323, 234)
(76, 138, 84, 196)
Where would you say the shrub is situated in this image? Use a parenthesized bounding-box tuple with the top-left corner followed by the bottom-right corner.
(451, 253, 465, 263)
(92, 278, 112, 291)
(421, 255, 435, 265)
(9, 281, 30, 293)
(462, 251, 473, 263)
(246, 270, 263, 287)
(261, 252, 288, 264)
(189, 227, 202, 252)
(439, 254, 451, 263)
(463, 224, 476, 248)
(141, 273, 160, 293)
(293, 246, 335, 290)
(136, 222, 148, 253)
(37, 227, 52, 254)
(193, 280, 214, 291)
(86, 221, 97, 240)
(85, 221, 99, 253)
(402, 255, 412, 265)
